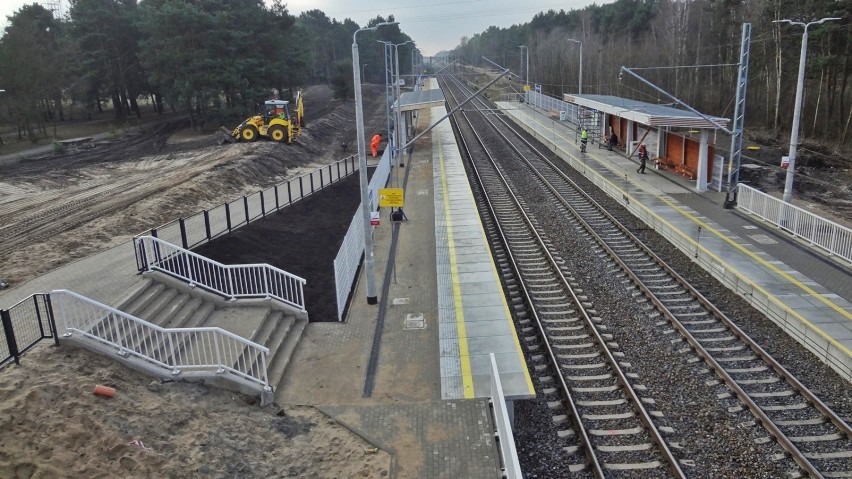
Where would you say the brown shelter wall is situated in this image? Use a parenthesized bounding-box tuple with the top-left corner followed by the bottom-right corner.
(663, 132, 715, 178)
(607, 116, 632, 146)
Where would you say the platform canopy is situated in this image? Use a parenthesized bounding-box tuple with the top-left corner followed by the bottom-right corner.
(564, 94, 729, 130)
(395, 89, 446, 112)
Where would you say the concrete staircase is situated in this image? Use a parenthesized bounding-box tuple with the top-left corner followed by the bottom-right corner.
(74, 275, 307, 399)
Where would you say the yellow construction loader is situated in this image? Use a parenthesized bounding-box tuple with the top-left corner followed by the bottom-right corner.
(220, 90, 304, 144)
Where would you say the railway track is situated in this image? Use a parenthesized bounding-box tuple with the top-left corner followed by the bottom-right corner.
(442, 75, 686, 477)
(441, 73, 852, 477)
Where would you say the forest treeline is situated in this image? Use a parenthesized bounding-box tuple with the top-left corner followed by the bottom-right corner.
(0, 0, 413, 140)
(454, 0, 852, 149)
(4, 0, 849, 149)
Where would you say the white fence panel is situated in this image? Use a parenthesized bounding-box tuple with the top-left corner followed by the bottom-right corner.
(709, 155, 726, 192)
(333, 212, 365, 321)
(490, 354, 522, 479)
(334, 150, 392, 320)
(737, 184, 852, 263)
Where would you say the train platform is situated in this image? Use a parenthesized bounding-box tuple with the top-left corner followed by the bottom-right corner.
(497, 100, 852, 382)
(279, 80, 532, 477)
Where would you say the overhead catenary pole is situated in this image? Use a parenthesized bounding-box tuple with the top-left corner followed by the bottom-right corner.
(724, 23, 751, 208)
(774, 17, 841, 204)
(352, 21, 398, 305)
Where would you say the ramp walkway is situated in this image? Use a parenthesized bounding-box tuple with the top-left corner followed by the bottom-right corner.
(498, 100, 852, 381)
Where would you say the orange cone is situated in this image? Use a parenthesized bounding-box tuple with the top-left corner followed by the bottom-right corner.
(93, 385, 116, 398)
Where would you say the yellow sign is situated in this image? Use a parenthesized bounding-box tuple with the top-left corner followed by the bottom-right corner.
(523, 84, 531, 92)
(378, 188, 404, 207)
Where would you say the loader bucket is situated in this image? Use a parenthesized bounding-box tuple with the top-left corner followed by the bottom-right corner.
(218, 126, 237, 145)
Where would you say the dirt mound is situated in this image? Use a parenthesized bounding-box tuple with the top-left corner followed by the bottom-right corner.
(0, 84, 388, 288)
(0, 345, 391, 478)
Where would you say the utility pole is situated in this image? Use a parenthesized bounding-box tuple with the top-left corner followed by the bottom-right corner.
(567, 39, 582, 95)
(352, 21, 398, 305)
(774, 17, 841, 204)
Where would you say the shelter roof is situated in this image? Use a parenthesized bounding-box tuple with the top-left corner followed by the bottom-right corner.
(396, 89, 445, 112)
(564, 94, 729, 130)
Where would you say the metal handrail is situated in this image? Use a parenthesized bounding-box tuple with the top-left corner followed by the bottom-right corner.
(52, 289, 271, 390)
(135, 236, 307, 312)
(737, 184, 852, 263)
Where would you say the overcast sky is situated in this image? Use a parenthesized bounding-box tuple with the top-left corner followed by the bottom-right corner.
(0, 0, 607, 56)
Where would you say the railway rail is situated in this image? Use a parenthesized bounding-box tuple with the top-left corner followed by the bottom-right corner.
(440, 72, 852, 478)
(442, 75, 686, 477)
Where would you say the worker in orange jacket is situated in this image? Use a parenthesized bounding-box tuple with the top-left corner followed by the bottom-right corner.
(370, 133, 381, 157)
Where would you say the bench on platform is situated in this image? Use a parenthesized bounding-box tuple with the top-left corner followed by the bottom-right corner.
(654, 157, 696, 180)
(676, 164, 697, 180)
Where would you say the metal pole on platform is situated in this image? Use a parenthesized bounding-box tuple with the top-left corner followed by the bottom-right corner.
(567, 39, 582, 95)
(353, 22, 397, 305)
(774, 17, 840, 204)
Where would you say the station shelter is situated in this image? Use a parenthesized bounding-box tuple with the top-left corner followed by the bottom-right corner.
(564, 94, 729, 191)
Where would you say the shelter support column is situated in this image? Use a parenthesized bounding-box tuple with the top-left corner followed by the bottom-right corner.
(656, 128, 664, 159)
(696, 129, 709, 191)
(626, 120, 634, 154)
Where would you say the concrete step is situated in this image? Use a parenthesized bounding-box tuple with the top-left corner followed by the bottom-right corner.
(127, 292, 191, 354)
(238, 310, 294, 383)
(163, 296, 203, 328)
(157, 302, 216, 365)
(121, 282, 166, 317)
(148, 292, 191, 326)
(134, 288, 178, 322)
(270, 317, 307, 394)
(114, 278, 154, 312)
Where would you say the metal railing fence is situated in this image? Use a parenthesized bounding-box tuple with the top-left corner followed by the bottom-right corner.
(134, 156, 358, 269)
(333, 147, 392, 320)
(506, 91, 581, 125)
(737, 184, 852, 263)
(135, 236, 307, 312)
(1, 294, 57, 367)
(490, 353, 522, 479)
(52, 289, 271, 390)
(333, 211, 365, 321)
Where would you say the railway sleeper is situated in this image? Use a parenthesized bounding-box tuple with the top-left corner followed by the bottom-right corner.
(602, 460, 664, 471)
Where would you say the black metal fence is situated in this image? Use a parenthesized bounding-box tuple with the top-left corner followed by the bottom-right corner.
(1, 294, 58, 367)
(134, 155, 358, 272)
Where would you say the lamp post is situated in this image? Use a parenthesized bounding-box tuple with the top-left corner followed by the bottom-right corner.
(774, 17, 840, 203)
(393, 41, 414, 173)
(518, 45, 528, 89)
(567, 39, 583, 95)
(353, 21, 398, 305)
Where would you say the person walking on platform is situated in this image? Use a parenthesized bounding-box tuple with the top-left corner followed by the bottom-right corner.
(637, 143, 648, 174)
(580, 127, 588, 152)
(608, 131, 618, 151)
(370, 133, 381, 157)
